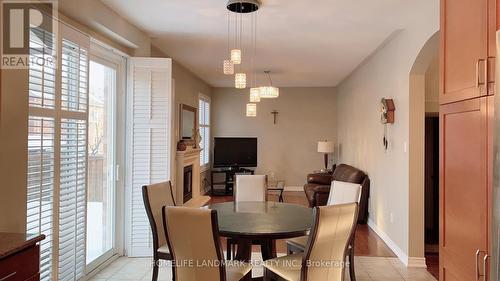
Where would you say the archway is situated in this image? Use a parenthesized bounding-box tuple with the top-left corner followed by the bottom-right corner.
(408, 31, 439, 269)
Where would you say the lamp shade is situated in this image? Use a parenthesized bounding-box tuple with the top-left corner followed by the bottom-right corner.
(317, 141, 335, 153)
(231, 49, 241, 64)
(249, 88, 261, 102)
(246, 103, 257, 117)
(235, 73, 246, 89)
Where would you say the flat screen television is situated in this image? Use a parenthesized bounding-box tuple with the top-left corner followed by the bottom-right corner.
(213, 137, 257, 168)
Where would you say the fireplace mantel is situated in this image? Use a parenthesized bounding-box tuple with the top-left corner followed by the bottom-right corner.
(174, 148, 210, 207)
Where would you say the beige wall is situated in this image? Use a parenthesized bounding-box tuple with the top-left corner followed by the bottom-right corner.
(58, 0, 151, 56)
(151, 46, 214, 193)
(335, 8, 439, 265)
(0, 69, 29, 232)
(212, 87, 336, 187)
(425, 57, 439, 113)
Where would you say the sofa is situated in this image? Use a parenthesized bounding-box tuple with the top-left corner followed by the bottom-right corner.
(304, 164, 370, 224)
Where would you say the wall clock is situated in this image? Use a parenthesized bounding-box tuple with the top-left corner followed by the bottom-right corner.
(380, 98, 395, 124)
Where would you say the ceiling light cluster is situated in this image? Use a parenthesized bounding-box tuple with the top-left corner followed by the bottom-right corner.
(222, 0, 279, 117)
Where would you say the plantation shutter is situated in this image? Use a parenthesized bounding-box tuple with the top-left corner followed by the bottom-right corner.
(27, 21, 90, 280)
(126, 58, 173, 257)
(57, 25, 90, 281)
(27, 25, 57, 281)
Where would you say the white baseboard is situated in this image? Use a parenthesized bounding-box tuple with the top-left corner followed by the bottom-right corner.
(284, 185, 303, 192)
(407, 257, 427, 268)
(367, 219, 427, 268)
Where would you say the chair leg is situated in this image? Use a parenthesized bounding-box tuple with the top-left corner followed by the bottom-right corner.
(287, 243, 293, 255)
(279, 190, 284, 202)
(226, 239, 232, 260)
(231, 243, 236, 259)
(152, 258, 159, 281)
(171, 260, 176, 281)
(349, 245, 356, 281)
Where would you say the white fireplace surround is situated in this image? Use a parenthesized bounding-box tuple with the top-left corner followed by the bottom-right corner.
(174, 148, 210, 207)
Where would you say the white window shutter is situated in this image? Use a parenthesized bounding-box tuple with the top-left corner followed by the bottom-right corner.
(57, 24, 90, 281)
(27, 22, 90, 280)
(126, 58, 173, 257)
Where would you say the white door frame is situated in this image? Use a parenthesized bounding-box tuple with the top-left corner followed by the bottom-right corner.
(85, 39, 128, 274)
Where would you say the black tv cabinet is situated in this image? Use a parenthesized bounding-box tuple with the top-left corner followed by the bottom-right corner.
(210, 167, 255, 196)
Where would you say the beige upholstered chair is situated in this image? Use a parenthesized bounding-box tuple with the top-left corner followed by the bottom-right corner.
(162, 206, 252, 281)
(286, 181, 362, 281)
(227, 175, 267, 259)
(142, 181, 176, 281)
(264, 203, 359, 281)
(234, 175, 267, 202)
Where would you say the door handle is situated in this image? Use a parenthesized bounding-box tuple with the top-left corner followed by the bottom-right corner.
(483, 254, 490, 281)
(476, 249, 485, 281)
(476, 59, 487, 88)
(0, 272, 16, 281)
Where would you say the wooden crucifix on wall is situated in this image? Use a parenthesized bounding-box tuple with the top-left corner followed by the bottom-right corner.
(271, 110, 279, 124)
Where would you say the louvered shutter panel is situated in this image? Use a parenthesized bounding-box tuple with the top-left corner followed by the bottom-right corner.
(127, 58, 173, 257)
(27, 22, 90, 280)
(27, 25, 57, 281)
(27, 116, 55, 281)
(57, 25, 89, 281)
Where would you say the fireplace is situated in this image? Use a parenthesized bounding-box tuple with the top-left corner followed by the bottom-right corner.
(183, 165, 193, 203)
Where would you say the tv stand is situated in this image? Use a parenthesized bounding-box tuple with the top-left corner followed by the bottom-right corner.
(210, 167, 255, 196)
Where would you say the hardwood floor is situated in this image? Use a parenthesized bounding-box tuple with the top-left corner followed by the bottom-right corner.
(425, 253, 439, 279)
(209, 191, 396, 257)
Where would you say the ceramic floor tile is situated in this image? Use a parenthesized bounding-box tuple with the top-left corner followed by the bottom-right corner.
(88, 255, 437, 281)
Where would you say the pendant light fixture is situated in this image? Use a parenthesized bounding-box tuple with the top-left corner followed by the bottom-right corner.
(223, 11, 234, 75)
(246, 103, 257, 117)
(259, 71, 279, 98)
(235, 73, 247, 89)
(233, 1, 245, 88)
(248, 6, 260, 102)
(224, 1, 261, 89)
(250, 88, 261, 102)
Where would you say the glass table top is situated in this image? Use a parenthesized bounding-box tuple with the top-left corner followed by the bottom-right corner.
(207, 202, 313, 239)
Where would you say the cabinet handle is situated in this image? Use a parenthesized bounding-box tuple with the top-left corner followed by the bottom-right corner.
(0, 272, 16, 281)
(476, 59, 486, 87)
(476, 250, 485, 281)
(483, 254, 490, 281)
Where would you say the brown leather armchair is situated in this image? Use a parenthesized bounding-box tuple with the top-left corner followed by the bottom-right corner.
(304, 164, 370, 224)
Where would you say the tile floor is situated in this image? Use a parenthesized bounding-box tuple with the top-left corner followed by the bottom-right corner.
(88, 254, 437, 281)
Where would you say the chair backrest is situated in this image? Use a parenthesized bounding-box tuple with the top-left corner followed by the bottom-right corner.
(327, 180, 362, 206)
(302, 203, 358, 281)
(142, 181, 176, 251)
(163, 206, 225, 281)
(234, 175, 266, 202)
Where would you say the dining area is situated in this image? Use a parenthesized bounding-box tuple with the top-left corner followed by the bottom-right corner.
(141, 175, 362, 281)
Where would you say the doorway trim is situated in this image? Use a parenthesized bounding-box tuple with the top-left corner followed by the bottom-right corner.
(408, 31, 439, 267)
(84, 39, 128, 275)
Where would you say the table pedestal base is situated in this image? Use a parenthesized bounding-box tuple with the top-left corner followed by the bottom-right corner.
(232, 238, 277, 281)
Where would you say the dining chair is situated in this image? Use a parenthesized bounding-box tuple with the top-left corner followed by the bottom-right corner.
(228, 175, 267, 259)
(142, 181, 176, 281)
(286, 180, 362, 281)
(264, 203, 359, 281)
(234, 175, 267, 202)
(162, 206, 252, 281)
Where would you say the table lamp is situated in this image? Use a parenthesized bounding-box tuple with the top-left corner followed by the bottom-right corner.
(317, 140, 335, 171)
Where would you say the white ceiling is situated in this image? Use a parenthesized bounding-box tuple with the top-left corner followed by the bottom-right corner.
(100, 0, 432, 87)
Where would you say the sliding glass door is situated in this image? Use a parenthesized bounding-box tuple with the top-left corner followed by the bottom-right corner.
(86, 56, 118, 267)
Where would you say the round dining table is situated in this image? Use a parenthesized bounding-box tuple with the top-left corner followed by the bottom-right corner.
(208, 201, 313, 262)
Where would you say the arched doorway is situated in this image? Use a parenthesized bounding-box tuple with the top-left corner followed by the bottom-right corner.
(408, 31, 439, 276)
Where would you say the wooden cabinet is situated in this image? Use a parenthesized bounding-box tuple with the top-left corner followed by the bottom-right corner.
(0, 233, 45, 281)
(440, 0, 496, 103)
(439, 97, 491, 281)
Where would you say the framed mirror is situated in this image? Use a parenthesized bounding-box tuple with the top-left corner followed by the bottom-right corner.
(179, 104, 197, 146)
